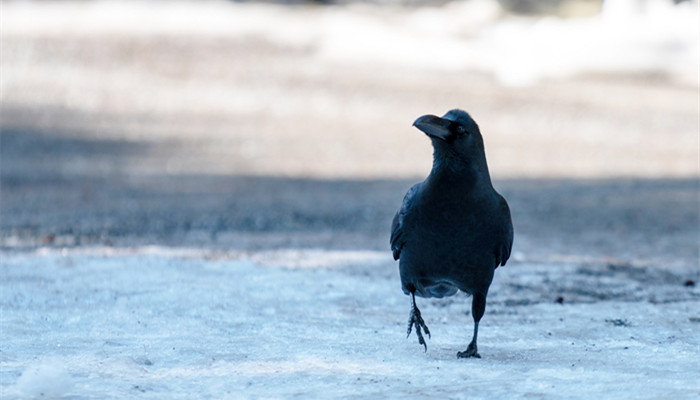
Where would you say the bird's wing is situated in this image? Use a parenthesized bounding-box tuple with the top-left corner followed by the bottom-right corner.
(496, 194, 514, 267)
(390, 183, 420, 260)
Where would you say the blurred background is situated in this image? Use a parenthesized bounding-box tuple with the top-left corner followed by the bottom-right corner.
(1, 0, 698, 267)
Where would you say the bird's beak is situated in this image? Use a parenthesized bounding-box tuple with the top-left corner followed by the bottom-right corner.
(413, 114, 453, 141)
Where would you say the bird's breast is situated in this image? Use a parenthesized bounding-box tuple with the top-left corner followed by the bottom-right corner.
(401, 196, 503, 271)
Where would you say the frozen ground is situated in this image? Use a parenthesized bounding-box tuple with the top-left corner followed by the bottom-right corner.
(1, 248, 699, 399)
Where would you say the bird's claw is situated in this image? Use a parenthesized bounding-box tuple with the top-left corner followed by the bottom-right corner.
(457, 341, 480, 358)
(407, 305, 431, 351)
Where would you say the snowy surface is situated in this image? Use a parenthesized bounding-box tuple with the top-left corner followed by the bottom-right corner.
(2, 0, 697, 87)
(1, 248, 698, 399)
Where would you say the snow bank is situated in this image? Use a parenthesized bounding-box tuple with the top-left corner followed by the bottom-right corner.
(1, 249, 698, 398)
(2, 0, 697, 86)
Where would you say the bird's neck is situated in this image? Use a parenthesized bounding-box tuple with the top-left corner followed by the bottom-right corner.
(429, 151, 493, 191)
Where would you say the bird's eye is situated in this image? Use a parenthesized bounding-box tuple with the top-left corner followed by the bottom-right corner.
(455, 126, 467, 135)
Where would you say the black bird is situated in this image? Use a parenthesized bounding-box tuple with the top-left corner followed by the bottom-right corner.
(390, 109, 513, 358)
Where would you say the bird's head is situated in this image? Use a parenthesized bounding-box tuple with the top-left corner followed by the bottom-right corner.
(413, 109, 486, 165)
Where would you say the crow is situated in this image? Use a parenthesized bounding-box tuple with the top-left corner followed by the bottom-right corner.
(390, 109, 513, 358)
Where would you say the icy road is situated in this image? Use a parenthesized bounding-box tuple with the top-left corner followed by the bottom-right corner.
(1, 248, 698, 399)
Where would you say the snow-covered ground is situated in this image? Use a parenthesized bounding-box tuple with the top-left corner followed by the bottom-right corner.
(1, 248, 698, 399)
(3, 0, 698, 87)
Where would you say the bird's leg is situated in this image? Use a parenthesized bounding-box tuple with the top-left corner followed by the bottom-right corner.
(407, 291, 431, 351)
(458, 292, 486, 358)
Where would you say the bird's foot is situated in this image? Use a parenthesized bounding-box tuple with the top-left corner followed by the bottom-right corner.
(457, 341, 480, 358)
(407, 305, 431, 351)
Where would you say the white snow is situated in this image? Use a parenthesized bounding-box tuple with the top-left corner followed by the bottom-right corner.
(15, 361, 74, 399)
(1, 248, 698, 399)
(2, 0, 697, 86)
